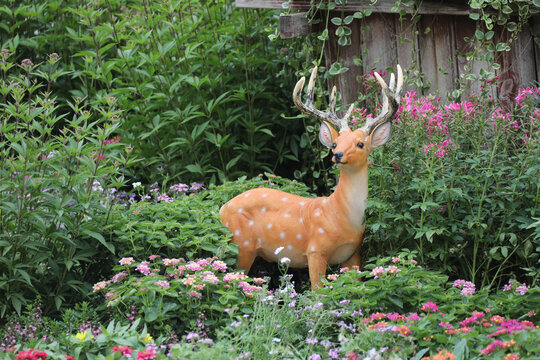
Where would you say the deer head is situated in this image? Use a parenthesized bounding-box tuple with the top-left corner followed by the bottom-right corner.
(220, 66, 403, 289)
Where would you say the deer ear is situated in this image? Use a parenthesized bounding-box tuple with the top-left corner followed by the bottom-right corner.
(369, 121, 392, 148)
(319, 121, 338, 148)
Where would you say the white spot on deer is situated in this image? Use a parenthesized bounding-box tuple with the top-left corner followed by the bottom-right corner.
(261, 207, 266, 213)
(287, 245, 293, 250)
(257, 238, 262, 245)
(262, 193, 268, 198)
(280, 232, 285, 239)
(237, 208, 243, 214)
(314, 211, 321, 217)
(284, 213, 291, 218)
(235, 229, 241, 236)
(248, 220, 254, 226)
(225, 222, 229, 227)
(322, 198, 329, 204)
(299, 217, 304, 223)
(244, 193, 250, 198)
(310, 246, 316, 252)
(296, 234, 302, 240)
(243, 240, 250, 246)
(267, 223, 273, 229)
(318, 227, 325, 234)
(299, 201, 306, 206)
(281, 197, 288, 202)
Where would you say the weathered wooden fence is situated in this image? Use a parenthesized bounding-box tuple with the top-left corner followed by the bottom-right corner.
(238, 0, 540, 105)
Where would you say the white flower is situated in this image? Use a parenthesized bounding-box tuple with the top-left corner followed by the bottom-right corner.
(274, 246, 284, 255)
(132, 182, 142, 188)
(280, 257, 291, 264)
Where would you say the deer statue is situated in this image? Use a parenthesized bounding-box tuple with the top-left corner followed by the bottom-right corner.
(220, 65, 403, 289)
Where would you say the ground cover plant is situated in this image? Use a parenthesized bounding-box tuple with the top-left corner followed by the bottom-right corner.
(1, 254, 538, 359)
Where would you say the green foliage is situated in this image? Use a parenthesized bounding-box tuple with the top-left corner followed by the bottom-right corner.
(0, 50, 130, 317)
(1, 255, 539, 359)
(109, 174, 314, 262)
(93, 257, 266, 337)
(362, 87, 539, 287)
(61, 0, 307, 185)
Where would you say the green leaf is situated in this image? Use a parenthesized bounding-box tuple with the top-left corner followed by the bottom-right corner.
(81, 229, 115, 254)
(330, 17, 342, 26)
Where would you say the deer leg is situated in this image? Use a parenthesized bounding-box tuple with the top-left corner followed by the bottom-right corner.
(307, 252, 328, 289)
(341, 248, 361, 270)
(236, 247, 256, 274)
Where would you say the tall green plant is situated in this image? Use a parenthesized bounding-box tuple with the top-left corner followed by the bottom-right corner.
(0, 50, 131, 316)
(63, 0, 308, 186)
(363, 86, 539, 287)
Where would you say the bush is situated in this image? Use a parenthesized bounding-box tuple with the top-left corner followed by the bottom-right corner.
(92, 256, 267, 337)
(2, 254, 538, 359)
(108, 173, 314, 262)
(362, 86, 539, 287)
(0, 50, 132, 317)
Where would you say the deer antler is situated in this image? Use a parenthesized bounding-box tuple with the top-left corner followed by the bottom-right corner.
(293, 67, 354, 133)
(360, 65, 403, 134)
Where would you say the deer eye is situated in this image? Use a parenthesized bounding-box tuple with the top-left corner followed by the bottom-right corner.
(332, 143, 337, 149)
(357, 142, 364, 149)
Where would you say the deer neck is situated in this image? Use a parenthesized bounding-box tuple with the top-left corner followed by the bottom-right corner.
(329, 165, 368, 231)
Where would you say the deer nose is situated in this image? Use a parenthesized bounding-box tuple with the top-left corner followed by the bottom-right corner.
(333, 152, 344, 163)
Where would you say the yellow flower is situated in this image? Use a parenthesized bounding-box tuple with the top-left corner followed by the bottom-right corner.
(141, 334, 154, 344)
(75, 331, 88, 341)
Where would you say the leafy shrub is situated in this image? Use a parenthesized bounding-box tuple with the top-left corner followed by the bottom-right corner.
(108, 174, 314, 263)
(318, 253, 540, 321)
(2, 255, 539, 359)
(362, 86, 539, 287)
(92, 256, 267, 337)
(0, 50, 132, 316)
(167, 256, 539, 359)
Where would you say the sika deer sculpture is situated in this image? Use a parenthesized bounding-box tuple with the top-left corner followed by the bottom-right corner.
(220, 66, 403, 289)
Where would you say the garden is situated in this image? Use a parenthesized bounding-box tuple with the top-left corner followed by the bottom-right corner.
(0, 0, 539, 359)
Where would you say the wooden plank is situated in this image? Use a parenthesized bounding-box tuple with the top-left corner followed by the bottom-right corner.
(418, 15, 457, 97)
(324, 12, 364, 106)
(453, 15, 495, 99)
(394, 15, 417, 79)
(360, 13, 398, 74)
(533, 16, 540, 83)
(236, 0, 472, 15)
(279, 13, 313, 38)
(497, 27, 537, 109)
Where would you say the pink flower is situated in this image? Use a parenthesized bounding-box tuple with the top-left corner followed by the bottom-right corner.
(162, 258, 181, 267)
(119, 257, 134, 265)
(385, 265, 401, 274)
(212, 260, 227, 272)
(92, 281, 109, 293)
(136, 348, 157, 360)
(516, 284, 529, 295)
(113, 346, 133, 357)
(154, 280, 170, 289)
(391, 256, 400, 263)
(136, 261, 151, 275)
(370, 266, 384, 278)
(16, 349, 47, 360)
(186, 262, 203, 271)
(421, 301, 438, 312)
(197, 258, 211, 266)
(111, 271, 128, 283)
(189, 291, 202, 299)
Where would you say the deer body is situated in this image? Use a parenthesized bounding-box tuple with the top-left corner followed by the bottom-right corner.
(220, 66, 403, 288)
